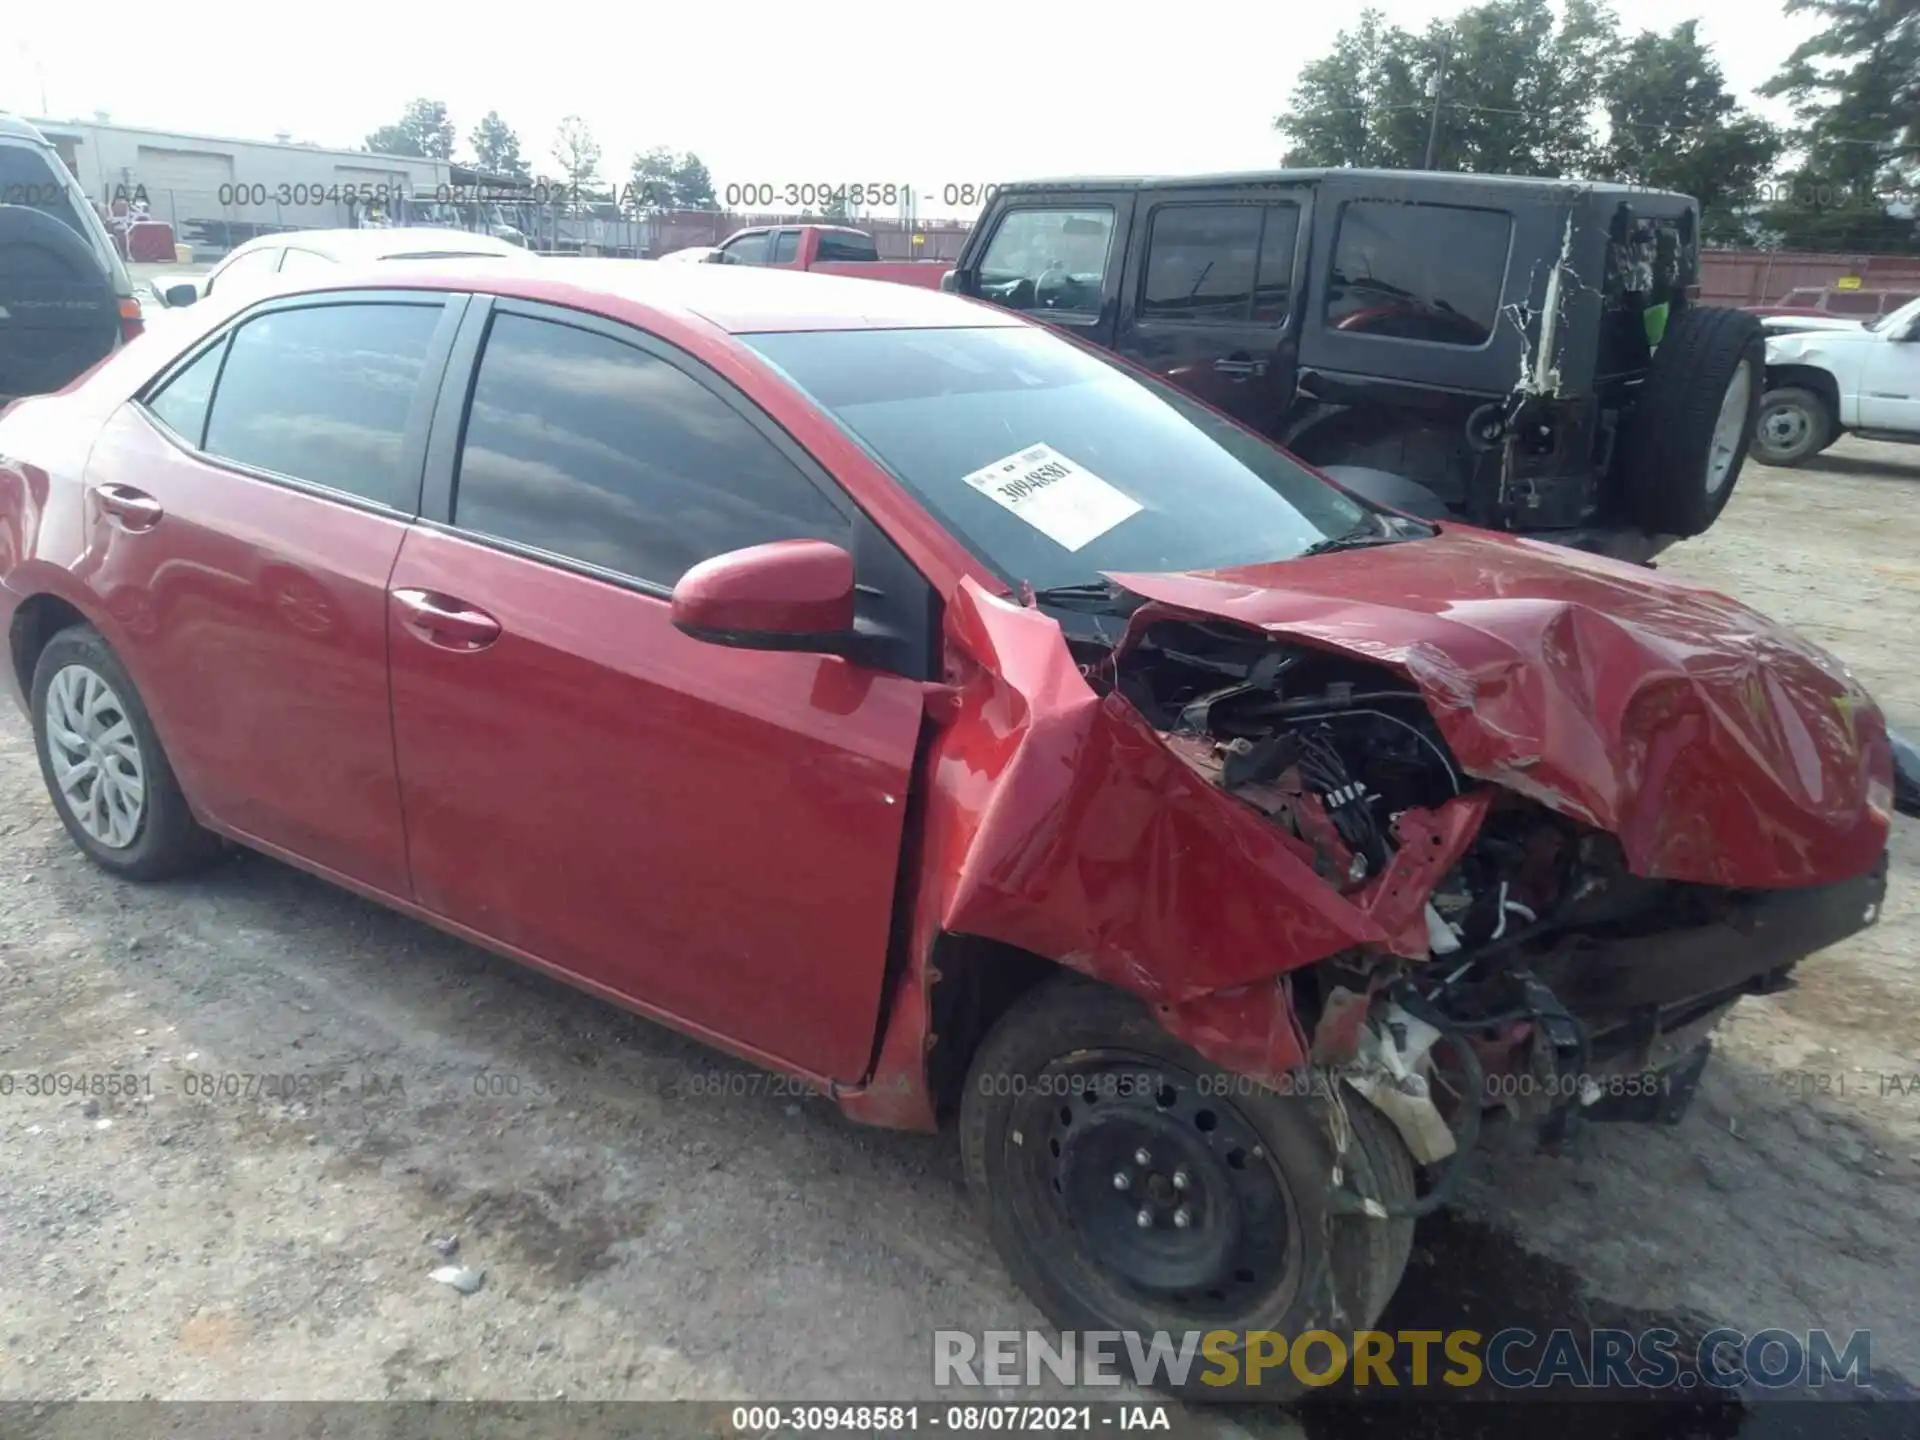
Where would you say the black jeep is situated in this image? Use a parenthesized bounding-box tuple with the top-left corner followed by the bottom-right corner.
(949, 170, 1765, 562)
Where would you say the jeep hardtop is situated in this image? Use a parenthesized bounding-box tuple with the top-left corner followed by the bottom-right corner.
(951, 169, 1765, 562)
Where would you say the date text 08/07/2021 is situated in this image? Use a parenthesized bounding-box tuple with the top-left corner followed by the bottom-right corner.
(728, 1404, 1173, 1433)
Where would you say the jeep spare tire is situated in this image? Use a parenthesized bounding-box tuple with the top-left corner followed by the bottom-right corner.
(0, 204, 122, 400)
(1617, 305, 1764, 538)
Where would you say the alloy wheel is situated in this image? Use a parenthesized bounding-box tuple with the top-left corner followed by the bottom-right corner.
(43, 663, 146, 849)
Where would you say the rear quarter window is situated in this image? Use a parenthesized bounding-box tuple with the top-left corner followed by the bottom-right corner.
(1324, 201, 1511, 347)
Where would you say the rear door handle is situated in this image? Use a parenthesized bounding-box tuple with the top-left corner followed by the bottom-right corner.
(392, 588, 501, 650)
(93, 483, 164, 529)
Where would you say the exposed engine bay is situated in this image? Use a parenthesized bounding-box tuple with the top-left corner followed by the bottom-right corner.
(1082, 616, 1863, 1163)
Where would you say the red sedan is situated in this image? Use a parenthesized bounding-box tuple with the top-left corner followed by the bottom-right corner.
(0, 260, 1896, 1390)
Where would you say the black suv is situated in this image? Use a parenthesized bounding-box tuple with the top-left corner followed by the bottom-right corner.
(950, 170, 1764, 562)
(0, 115, 143, 406)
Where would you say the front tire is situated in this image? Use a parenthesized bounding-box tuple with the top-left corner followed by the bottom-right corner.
(30, 624, 221, 880)
(959, 975, 1415, 1400)
(1751, 386, 1834, 467)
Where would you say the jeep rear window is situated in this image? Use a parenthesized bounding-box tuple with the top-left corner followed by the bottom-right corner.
(1324, 201, 1511, 347)
(0, 143, 93, 243)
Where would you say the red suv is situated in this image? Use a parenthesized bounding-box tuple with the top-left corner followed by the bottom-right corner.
(0, 260, 1896, 1391)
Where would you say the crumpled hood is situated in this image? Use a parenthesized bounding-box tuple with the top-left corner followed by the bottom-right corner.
(1108, 526, 1893, 889)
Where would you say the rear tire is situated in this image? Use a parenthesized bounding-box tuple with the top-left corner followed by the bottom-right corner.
(1751, 386, 1834, 468)
(30, 624, 221, 880)
(1618, 306, 1765, 535)
(959, 974, 1416, 1400)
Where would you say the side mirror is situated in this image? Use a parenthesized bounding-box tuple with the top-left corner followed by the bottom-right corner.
(162, 281, 200, 307)
(671, 539, 857, 653)
(939, 268, 958, 292)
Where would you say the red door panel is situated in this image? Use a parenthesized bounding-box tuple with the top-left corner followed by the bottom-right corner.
(79, 404, 412, 892)
(385, 526, 925, 1081)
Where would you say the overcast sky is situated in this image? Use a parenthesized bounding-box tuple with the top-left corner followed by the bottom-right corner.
(8, 0, 1822, 205)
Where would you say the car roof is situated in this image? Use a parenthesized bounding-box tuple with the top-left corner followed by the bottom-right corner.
(0, 115, 55, 145)
(321, 256, 1017, 334)
(997, 167, 1681, 200)
(237, 227, 526, 261)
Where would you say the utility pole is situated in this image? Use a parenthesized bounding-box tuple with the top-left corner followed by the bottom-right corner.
(1423, 34, 1453, 170)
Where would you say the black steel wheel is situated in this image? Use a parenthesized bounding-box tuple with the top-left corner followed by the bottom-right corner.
(961, 975, 1416, 1399)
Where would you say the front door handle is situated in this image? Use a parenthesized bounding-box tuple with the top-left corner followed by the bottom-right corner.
(1213, 354, 1264, 378)
(93, 483, 164, 530)
(392, 588, 501, 650)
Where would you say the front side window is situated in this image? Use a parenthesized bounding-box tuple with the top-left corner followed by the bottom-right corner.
(206, 246, 282, 295)
(452, 313, 850, 587)
(976, 207, 1115, 315)
(276, 248, 334, 275)
(744, 325, 1368, 593)
(721, 231, 770, 265)
(769, 230, 800, 263)
(199, 301, 444, 507)
(1324, 201, 1511, 347)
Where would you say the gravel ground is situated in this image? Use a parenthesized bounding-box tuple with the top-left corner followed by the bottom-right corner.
(0, 440, 1915, 1419)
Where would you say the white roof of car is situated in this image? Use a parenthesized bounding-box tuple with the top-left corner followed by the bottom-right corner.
(235, 227, 528, 262)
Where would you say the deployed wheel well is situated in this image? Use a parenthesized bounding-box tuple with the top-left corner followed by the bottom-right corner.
(1764, 364, 1841, 429)
(924, 934, 1057, 1119)
(9, 594, 88, 699)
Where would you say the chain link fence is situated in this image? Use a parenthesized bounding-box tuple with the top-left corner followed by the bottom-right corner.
(112, 188, 975, 263)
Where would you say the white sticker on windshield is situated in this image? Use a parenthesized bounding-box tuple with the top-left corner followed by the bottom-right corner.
(960, 443, 1142, 552)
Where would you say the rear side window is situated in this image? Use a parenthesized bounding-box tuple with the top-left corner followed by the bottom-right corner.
(145, 339, 228, 446)
(200, 302, 444, 507)
(769, 230, 800, 263)
(451, 313, 850, 587)
(817, 230, 878, 262)
(1140, 205, 1263, 321)
(1324, 201, 1511, 347)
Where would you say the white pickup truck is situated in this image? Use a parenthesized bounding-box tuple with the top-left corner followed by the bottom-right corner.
(1756, 298, 1920, 464)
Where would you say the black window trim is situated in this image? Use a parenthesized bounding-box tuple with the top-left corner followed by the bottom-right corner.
(415, 295, 940, 679)
(131, 288, 470, 519)
(1320, 198, 1515, 355)
(1133, 198, 1301, 329)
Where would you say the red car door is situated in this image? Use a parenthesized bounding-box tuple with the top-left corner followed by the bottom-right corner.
(386, 302, 930, 1081)
(79, 292, 463, 894)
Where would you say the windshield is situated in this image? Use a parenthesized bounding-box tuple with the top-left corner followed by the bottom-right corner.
(742, 326, 1370, 590)
(1866, 296, 1920, 334)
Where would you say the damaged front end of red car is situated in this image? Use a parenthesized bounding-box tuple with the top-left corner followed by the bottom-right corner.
(848, 530, 1892, 1173)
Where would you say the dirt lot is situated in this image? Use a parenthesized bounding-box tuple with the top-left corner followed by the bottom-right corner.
(0, 441, 1916, 1423)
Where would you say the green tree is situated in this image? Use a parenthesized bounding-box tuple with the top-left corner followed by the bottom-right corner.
(1757, 0, 1920, 251)
(366, 98, 455, 159)
(628, 148, 719, 211)
(1600, 22, 1783, 242)
(628, 146, 679, 211)
(1275, 8, 1429, 168)
(669, 153, 717, 209)
(551, 115, 603, 198)
(469, 111, 529, 178)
